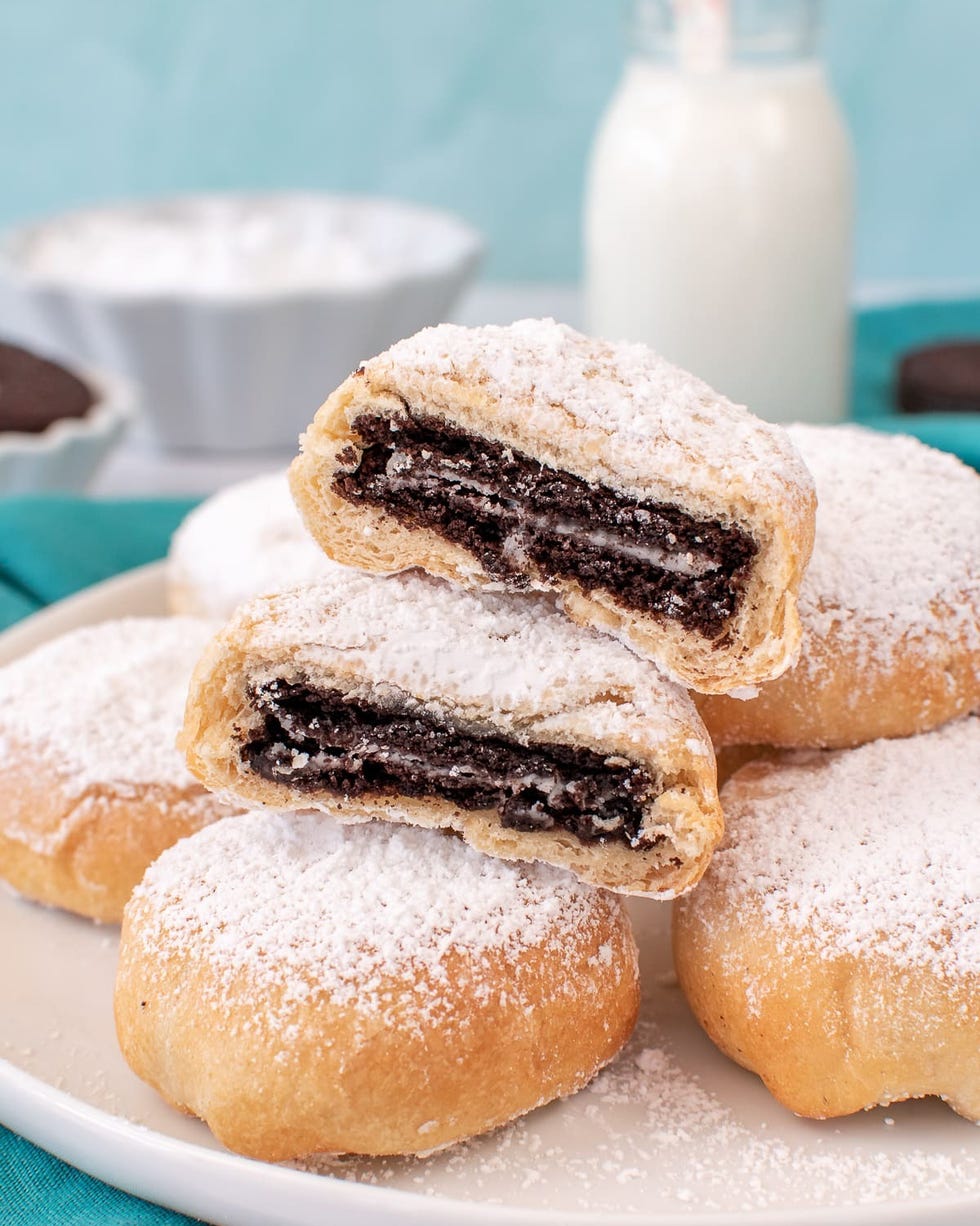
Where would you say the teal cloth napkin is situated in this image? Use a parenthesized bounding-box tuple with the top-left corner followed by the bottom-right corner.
(0, 1130, 201, 1226)
(0, 496, 196, 629)
(0, 496, 202, 1225)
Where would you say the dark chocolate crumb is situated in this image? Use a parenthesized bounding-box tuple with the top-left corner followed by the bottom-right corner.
(334, 410, 756, 639)
(242, 680, 662, 850)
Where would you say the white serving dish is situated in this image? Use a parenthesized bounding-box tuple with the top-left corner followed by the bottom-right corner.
(2, 564, 979, 1226)
(0, 361, 134, 494)
(0, 194, 483, 453)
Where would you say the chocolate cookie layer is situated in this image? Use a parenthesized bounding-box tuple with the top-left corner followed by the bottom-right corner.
(0, 341, 94, 433)
(241, 679, 659, 848)
(333, 412, 757, 640)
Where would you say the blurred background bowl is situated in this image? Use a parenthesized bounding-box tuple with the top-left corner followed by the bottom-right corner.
(0, 193, 484, 453)
(0, 360, 134, 494)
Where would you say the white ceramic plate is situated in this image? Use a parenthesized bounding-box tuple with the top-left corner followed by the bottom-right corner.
(1, 563, 979, 1226)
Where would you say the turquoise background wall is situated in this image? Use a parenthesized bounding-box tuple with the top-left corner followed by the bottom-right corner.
(2, 0, 978, 286)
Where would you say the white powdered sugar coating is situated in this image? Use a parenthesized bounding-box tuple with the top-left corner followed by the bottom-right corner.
(132, 811, 615, 1026)
(371, 318, 813, 514)
(238, 569, 707, 749)
(168, 472, 341, 618)
(709, 717, 980, 978)
(788, 424, 980, 665)
(0, 616, 216, 795)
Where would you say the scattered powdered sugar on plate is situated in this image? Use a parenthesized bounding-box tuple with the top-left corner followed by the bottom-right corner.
(294, 1014, 980, 1213)
(0, 615, 217, 795)
(787, 424, 980, 667)
(131, 812, 620, 1030)
(168, 471, 342, 618)
(707, 716, 980, 978)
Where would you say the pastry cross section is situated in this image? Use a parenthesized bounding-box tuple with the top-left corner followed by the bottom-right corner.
(333, 410, 759, 640)
(242, 679, 662, 849)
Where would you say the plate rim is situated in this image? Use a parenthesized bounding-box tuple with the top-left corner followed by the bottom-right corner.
(7, 1035, 977, 1226)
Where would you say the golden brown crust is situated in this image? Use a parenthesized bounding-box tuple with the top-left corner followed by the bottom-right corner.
(712, 744, 778, 788)
(117, 930, 639, 1159)
(0, 740, 230, 923)
(178, 587, 724, 898)
(288, 322, 816, 694)
(697, 424, 980, 749)
(673, 728, 980, 1122)
(696, 603, 980, 750)
(115, 817, 640, 1159)
(673, 895, 980, 1121)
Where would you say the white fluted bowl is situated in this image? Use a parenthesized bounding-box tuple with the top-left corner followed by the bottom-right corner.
(0, 194, 484, 453)
(0, 363, 134, 494)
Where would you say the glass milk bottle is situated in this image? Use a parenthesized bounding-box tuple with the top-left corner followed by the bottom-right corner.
(585, 0, 853, 422)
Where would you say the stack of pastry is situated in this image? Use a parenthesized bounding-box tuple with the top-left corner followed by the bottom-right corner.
(113, 317, 827, 1160)
(122, 320, 979, 1155)
(7, 316, 974, 1162)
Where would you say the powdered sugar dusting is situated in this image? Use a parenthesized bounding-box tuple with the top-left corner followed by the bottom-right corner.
(0, 616, 217, 796)
(788, 424, 980, 669)
(707, 717, 980, 978)
(168, 472, 342, 618)
(131, 811, 618, 1029)
(235, 569, 707, 748)
(372, 318, 813, 517)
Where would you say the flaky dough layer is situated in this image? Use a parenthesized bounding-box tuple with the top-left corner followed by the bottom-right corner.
(289, 319, 815, 694)
(179, 573, 723, 897)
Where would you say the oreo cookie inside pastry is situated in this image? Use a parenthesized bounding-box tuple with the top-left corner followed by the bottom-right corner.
(288, 318, 816, 694)
(674, 716, 980, 1122)
(0, 617, 237, 922)
(696, 425, 980, 749)
(115, 810, 640, 1159)
(180, 569, 723, 897)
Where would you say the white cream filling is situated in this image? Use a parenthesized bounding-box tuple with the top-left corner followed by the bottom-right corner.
(271, 741, 583, 808)
(383, 449, 719, 579)
(264, 739, 650, 837)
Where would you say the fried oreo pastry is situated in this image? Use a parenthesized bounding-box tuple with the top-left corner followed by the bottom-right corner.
(289, 319, 816, 694)
(180, 570, 722, 897)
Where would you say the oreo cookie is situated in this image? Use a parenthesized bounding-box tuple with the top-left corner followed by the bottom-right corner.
(897, 341, 980, 414)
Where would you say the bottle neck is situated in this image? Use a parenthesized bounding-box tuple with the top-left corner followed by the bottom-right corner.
(631, 0, 821, 71)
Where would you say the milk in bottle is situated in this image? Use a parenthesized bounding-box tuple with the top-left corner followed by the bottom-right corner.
(585, 0, 853, 422)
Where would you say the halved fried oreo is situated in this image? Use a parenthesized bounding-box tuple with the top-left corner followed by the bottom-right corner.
(289, 319, 815, 693)
(179, 570, 723, 897)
